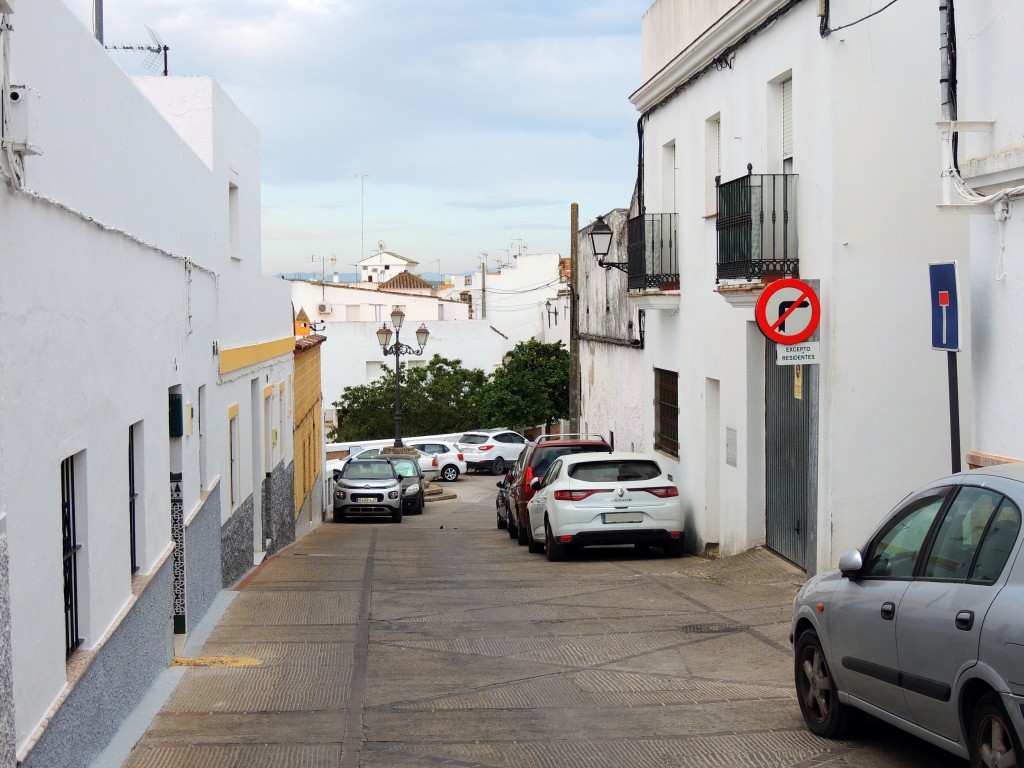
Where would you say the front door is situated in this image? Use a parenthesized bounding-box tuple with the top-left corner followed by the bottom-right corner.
(765, 341, 817, 568)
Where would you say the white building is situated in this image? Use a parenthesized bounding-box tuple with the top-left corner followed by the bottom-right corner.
(946, 4, 1024, 469)
(356, 245, 417, 285)
(0, 1, 297, 764)
(291, 281, 505, 427)
(455, 253, 570, 349)
(580, 0, 970, 574)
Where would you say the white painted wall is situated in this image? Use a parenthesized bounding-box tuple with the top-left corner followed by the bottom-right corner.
(588, 0, 970, 571)
(0, 0, 293, 753)
(954, 4, 1024, 463)
(319, 319, 516, 413)
(471, 253, 566, 348)
(292, 281, 470, 326)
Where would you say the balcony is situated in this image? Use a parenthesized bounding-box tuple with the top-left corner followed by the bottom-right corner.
(716, 171, 798, 282)
(627, 213, 679, 291)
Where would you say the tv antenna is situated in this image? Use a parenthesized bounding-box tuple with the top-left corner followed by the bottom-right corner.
(107, 25, 171, 76)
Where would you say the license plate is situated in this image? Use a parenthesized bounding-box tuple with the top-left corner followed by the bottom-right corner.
(603, 512, 643, 524)
(354, 496, 376, 503)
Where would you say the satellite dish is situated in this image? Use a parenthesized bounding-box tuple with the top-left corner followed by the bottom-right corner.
(377, 240, 387, 252)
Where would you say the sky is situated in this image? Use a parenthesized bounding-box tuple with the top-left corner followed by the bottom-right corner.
(66, 0, 651, 277)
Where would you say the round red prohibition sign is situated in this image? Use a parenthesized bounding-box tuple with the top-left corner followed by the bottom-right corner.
(755, 278, 821, 344)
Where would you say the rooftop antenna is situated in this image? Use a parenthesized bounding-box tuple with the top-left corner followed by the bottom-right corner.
(106, 25, 170, 76)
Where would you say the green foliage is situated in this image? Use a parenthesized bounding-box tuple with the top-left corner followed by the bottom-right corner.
(330, 355, 487, 442)
(329, 341, 570, 443)
(471, 339, 570, 430)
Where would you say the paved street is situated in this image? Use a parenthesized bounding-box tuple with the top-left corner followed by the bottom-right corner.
(122, 472, 962, 768)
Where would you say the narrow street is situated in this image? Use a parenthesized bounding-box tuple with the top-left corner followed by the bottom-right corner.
(123, 473, 960, 768)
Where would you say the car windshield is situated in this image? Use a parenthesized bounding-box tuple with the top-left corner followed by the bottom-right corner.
(391, 459, 418, 478)
(341, 461, 395, 480)
(568, 460, 662, 483)
(459, 434, 488, 444)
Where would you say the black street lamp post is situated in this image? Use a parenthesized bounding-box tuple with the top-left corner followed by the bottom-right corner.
(376, 307, 430, 447)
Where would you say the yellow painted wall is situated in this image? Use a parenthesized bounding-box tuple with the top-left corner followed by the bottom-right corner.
(293, 343, 323, 519)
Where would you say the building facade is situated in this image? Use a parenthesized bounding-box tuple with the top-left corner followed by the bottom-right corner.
(580, 0, 971, 573)
(0, 1, 297, 763)
(947, 3, 1024, 469)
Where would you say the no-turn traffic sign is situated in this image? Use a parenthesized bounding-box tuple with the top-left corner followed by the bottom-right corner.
(755, 278, 821, 344)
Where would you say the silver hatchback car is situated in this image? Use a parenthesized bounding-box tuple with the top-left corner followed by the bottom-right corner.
(792, 462, 1024, 766)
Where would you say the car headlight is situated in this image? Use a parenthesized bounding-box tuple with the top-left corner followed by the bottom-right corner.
(405, 483, 420, 495)
(335, 489, 346, 500)
(388, 490, 400, 500)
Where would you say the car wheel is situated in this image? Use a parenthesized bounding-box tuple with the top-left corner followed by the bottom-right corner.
(497, 509, 507, 529)
(545, 519, 566, 562)
(391, 507, 403, 524)
(970, 693, 1022, 768)
(663, 538, 685, 558)
(415, 494, 425, 515)
(492, 457, 506, 475)
(795, 630, 851, 739)
(517, 512, 529, 546)
(333, 509, 346, 523)
(507, 504, 518, 539)
(440, 464, 460, 482)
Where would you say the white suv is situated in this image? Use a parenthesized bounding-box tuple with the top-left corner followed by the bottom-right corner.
(456, 429, 528, 475)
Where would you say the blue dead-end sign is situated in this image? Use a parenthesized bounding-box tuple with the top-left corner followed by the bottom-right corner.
(929, 262, 960, 351)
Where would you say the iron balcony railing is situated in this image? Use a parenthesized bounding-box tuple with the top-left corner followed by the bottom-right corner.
(626, 213, 679, 291)
(716, 169, 798, 282)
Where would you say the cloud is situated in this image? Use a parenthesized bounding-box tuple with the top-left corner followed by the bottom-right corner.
(66, 0, 650, 274)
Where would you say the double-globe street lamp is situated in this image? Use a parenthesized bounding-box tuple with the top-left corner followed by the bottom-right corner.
(376, 307, 430, 447)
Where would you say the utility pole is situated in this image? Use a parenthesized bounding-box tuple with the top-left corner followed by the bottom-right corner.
(354, 173, 369, 258)
(569, 203, 580, 433)
(480, 255, 487, 319)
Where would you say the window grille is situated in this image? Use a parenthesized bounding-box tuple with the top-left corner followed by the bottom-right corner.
(129, 426, 139, 573)
(654, 369, 679, 457)
(61, 456, 82, 658)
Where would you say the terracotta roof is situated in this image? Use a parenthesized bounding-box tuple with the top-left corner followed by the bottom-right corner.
(378, 271, 435, 291)
(294, 334, 327, 352)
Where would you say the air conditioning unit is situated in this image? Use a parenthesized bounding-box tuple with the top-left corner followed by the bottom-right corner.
(318, 303, 331, 314)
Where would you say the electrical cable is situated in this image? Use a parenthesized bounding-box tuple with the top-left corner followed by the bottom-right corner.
(821, 0, 902, 36)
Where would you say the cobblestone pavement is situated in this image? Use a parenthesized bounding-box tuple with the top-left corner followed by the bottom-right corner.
(123, 472, 963, 767)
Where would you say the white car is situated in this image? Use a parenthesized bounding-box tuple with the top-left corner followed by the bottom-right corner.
(526, 451, 684, 561)
(456, 429, 528, 475)
(348, 447, 440, 479)
(407, 440, 467, 482)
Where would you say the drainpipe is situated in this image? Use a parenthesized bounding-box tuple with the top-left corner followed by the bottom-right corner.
(93, 0, 103, 44)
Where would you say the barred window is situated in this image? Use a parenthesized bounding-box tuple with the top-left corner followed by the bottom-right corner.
(654, 368, 679, 457)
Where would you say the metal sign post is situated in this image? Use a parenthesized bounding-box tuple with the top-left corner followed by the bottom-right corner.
(929, 262, 961, 473)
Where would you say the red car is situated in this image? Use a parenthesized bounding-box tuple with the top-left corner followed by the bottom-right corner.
(505, 434, 612, 553)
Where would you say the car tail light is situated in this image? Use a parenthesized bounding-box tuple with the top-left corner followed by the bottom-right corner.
(554, 489, 611, 501)
(525, 466, 534, 484)
(457, 453, 463, 461)
(479, 444, 494, 451)
(637, 486, 679, 498)
(432, 456, 438, 467)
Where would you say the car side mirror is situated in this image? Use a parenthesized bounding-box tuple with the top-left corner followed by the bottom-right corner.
(838, 549, 864, 577)
(332, 469, 342, 480)
(529, 478, 541, 491)
(496, 481, 504, 488)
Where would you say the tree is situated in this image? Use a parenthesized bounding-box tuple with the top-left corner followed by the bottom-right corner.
(330, 355, 487, 442)
(471, 339, 570, 430)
